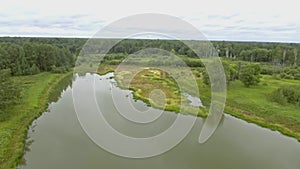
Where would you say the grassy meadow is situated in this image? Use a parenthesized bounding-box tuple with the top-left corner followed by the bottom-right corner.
(0, 72, 72, 169)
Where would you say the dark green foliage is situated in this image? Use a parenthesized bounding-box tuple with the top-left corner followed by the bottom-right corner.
(222, 60, 239, 83)
(107, 39, 197, 57)
(0, 37, 299, 82)
(260, 64, 275, 75)
(0, 43, 27, 75)
(1, 37, 299, 63)
(108, 39, 300, 64)
(85, 39, 299, 81)
(51, 65, 68, 73)
(0, 69, 21, 114)
(294, 73, 300, 80)
(202, 70, 210, 85)
(280, 67, 300, 80)
(214, 41, 300, 65)
(0, 37, 86, 54)
(280, 73, 294, 80)
(0, 46, 10, 69)
(240, 63, 261, 87)
(239, 48, 271, 62)
(0, 37, 82, 77)
(202, 60, 239, 86)
(0, 42, 75, 76)
(271, 85, 300, 106)
(181, 57, 204, 67)
(28, 64, 40, 75)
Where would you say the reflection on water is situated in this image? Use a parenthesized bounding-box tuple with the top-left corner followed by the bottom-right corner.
(19, 73, 300, 169)
(48, 73, 74, 103)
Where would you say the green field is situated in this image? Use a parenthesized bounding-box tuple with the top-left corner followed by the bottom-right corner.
(0, 72, 72, 169)
(224, 76, 300, 140)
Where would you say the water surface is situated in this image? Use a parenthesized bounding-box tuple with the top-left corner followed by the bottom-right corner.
(19, 73, 300, 169)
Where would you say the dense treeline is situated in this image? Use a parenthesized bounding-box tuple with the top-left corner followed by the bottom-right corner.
(107, 39, 198, 57)
(106, 39, 300, 81)
(2, 37, 299, 65)
(1, 37, 299, 77)
(0, 37, 86, 75)
(0, 43, 75, 75)
(0, 38, 80, 114)
(202, 59, 262, 87)
(0, 37, 84, 119)
(213, 41, 299, 65)
(0, 37, 86, 55)
(106, 39, 300, 66)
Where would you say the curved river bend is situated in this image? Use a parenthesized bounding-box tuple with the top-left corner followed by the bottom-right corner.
(19, 73, 300, 169)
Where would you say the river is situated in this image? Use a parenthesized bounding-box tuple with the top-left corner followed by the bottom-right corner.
(19, 73, 300, 169)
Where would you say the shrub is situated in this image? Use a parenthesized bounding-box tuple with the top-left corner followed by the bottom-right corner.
(280, 67, 300, 80)
(240, 63, 261, 87)
(270, 85, 300, 106)
(294, 73, 300, 80)
(260, 65, 273, 75)
(280, 73, 294, 80)
(51, 65, 67, 73)
(202, 71, 210, 85)
(29, 64, 40, 75)
(0, 69, 21, 117)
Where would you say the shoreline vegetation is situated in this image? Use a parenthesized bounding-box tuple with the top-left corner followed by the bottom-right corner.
(115, 67, 207, 117)
(0, 71, 72, 169)
(97, 65, 300, 142)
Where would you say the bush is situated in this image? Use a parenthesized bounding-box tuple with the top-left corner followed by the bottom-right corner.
(280, 73, 294, 79)
(202, 71, 210, 85)
(280, 67, 300, 80)
(51, 65, 67, 73)
(0, 69, 21, 116)
(260, 64, 273, 75)
(294, 73, 300, 80)
(272, 74, 281, 80)
(240, 63, 261, 87)
(28, 64, 40, 75)
(271, 85, 300, 106)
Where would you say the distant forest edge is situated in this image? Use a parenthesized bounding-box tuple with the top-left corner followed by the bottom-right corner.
(0, 37, 300, 76)
(0, 37, 82, 75)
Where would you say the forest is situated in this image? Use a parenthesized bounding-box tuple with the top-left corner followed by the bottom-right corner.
(1, 37, 300, 114)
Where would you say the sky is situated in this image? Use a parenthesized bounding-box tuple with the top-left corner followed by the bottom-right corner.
(0, 0, 299, 42)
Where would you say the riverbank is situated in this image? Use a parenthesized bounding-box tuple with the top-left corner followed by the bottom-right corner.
(98, 65, 300, 142)
(98, 65, 208, 117)
(197, 75, 300, 142)
(0, 72, 73, 169)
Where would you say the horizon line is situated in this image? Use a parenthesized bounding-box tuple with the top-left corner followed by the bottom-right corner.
(0, 35, 299, 44)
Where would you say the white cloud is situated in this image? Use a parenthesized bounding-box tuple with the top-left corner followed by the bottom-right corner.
(0, 0, 299, 42)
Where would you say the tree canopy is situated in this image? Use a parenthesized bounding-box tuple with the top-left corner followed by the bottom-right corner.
(240, 63, 262, 87)
(0, 69, 20, 115)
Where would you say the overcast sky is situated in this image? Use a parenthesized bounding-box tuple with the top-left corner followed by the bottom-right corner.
(0, 0, 299, 42)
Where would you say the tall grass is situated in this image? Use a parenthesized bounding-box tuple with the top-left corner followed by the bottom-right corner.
(0, 72, 72, 169)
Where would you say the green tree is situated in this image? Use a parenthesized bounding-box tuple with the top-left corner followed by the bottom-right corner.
(202, 70, 210, 85)
(222, 60, 238, 84)
(28, 64, 40, 75)
(0, 69, 21, 114)
(240, 63, 261, 87)
(0, 46, 10, 69)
